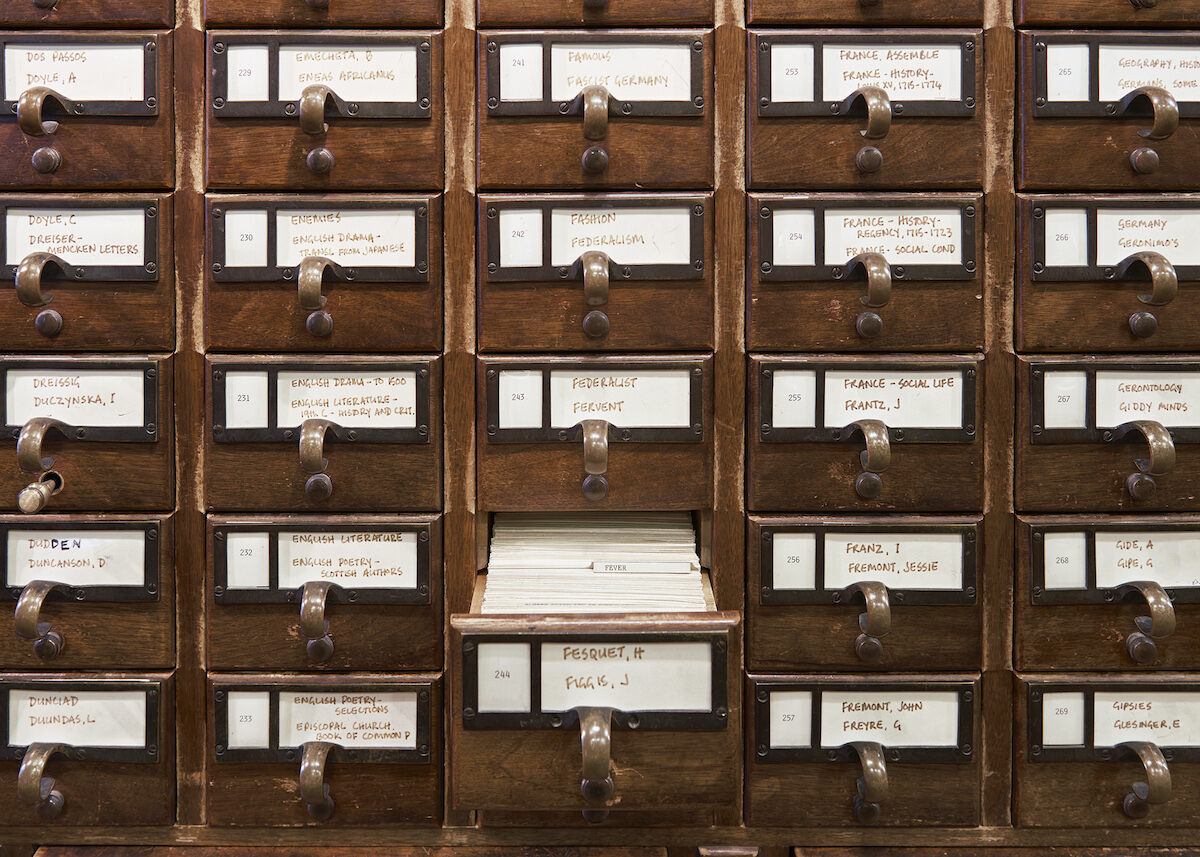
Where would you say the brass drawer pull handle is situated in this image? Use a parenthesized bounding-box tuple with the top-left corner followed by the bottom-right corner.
(574, 250, 611, 338)
(847, 252, 892, 308)
(843, 581, 890, 663)
(18, 742, 69, 820)
(1116, 251, 1177, 307)
(847, 740, 888, 824)
(17, 87, 76, 137)
(842, 419, 890, 499)
(17, 417, 68, 474)
(15, 252, 72, 309)
(1116, 580, 1175, 664)
(581, 419, 610, 501)
(841, 86, 892, 140)
(298, 256, 348, 337)
(581, 85, 611, 141)
(1119, 740, 1171, 818)
(300, 580, 339, 664)
(299, 740, 337, 821)
(1117, 86, 1179, 141)
(299, 418, 339, 501)
(15, 580, 70, 661)
(1112, 419, 1174, 500)
(298, 84, 349, 135)
(577, 706, 614, 823)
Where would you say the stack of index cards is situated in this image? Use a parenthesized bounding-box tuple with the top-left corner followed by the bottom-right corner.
(480, 512, 710, 614)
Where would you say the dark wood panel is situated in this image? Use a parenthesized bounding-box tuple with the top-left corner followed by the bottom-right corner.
(0, 0, 172, 27)
(478, 0, 712, 26)
(749, 0, 982, 26)
(1018, 0, 1200, 30)
(203, 0, 442, 27)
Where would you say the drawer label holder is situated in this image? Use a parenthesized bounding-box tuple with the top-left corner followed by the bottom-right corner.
(2, 520, 160, 602)
(2, 200, 160, 283)
(2, 35, 160, 117)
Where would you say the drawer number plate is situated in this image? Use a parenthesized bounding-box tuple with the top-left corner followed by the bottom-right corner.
(2, 680, 161, 762)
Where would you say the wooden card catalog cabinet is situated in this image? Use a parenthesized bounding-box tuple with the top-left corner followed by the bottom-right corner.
(748, 516, 981, 671)
(1017, 358, 1200, 511)
(749, 31, 983, 189)
(208, 675, 440, 826)
(451, 615, 739, 823)
(477, 32, 713, 189)
(1018, 678, 1200, 825)
(1018, 195, 1200, 351)
(1018, 517, 1200, 670)
(206, 357, 441, 511)
(478, 0, 711, 27)
(478, 356, 711, 510)
(747, 676, 980, 826)
(749, 194, 983, 351)
(1, 356, 173, 513)
(0, 34, 172, 189)
(207, 515, 441, 671)
(0, 515, 171, 669)
(748, 356, 983, 511)
(2, 0, 172, 28)
(1019, 0, 1200, 27)
(1, 195, 172, 351)
(206, 33, 442, 190)
(479, 194, 712, 352)
(206, 195, 441, 352)
(1019, 33, 1200, 190)
(748, 0, 982, 26)
(0, 675, 173, 824)
(204, 0, 441, 28)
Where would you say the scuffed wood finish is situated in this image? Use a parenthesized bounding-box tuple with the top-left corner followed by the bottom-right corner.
(0, 0, 172, 27)
(478, 0, 711, 26)
(203, 0, 442, 27)
(749, 0, 983, 26)
(206, 674, 442, 827)
(204, 195, 443, 353)
(0, 514, 175, 670)
(1018, 0, 1200, 26)
(0, 194, 174, 353)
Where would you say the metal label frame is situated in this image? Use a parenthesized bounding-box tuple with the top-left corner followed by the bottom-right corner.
(754, 678, 976, 764)
(1030, 198, 1200, 283)
(462, 632, 730, 731)
(1031, 33, 1200, 120)
(1029, 523, 1200, 605)
(0, 198, 161, 283)
(757, 196, 978, 282)
(484, 32, 706, 118)
(210, 34, 434, 120)
(213, 682, 433, 764)
(484, 360, 706, 444)
(483, 195, 707, 283)
(759, 522, 978, 606)
(0, 520, 161, 603)
(209, 199, 431, 284)
(212, 521, 431, 606)
(1, 679, 162, 764)
(211, 360, 433, 444)
(1, 34, 160, 117)
(755, 31, 978, 118)
(758, 361, 978, 444)
(1029, 681, 1200, 763)
(1, 359, 160, 443)
(1028, 361, 1200, 444)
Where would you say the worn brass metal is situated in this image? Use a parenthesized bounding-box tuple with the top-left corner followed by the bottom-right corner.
(18, 742, 68, 820)
(1116, 251, 1178, 307)
(299, 84, 337, 135)
(1119, 740, 1172, 818)
(34, 310, 64, 338)
(847, 252, 892, 308)
(581, 146, 609, 174)
(15, 580, 70, 661)
(582, 419, 609, 477)
(1116, 581, 1176, 664)
(847, 740, 888, 824)
(1129, 311, 1159, 339)
(299, 740, 337, 821)
(17, 87, 76, 137)
(297, 256, 348, 338)
(1113, 420, 1176, 490)
(1117, 86, 1179, 141)
(300, 418, 339, 501)
(577, 706, 615, 823)
(582, 85, 610, 141)
(17, 417, 69, 474)
(15, 252, 70, 309)
(844, 419, 891, 473)
(580, 250, 610, 306)
(843, 580, 891, 663)
(1129, 147, 1160, 175)
(856, 146, 883, 174)
(842, 86, 892, 140)
(30, 147, 62, 174)
(306, 147, 336, 174)
(300, 580, 338, 664)
(18, 473, 60, 515)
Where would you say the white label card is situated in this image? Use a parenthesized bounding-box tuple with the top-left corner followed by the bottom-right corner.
(824, 533, 964, 590)
(1095, 371, 1200, 428)
(225, 691, 271, 749)
(223, 210, 268, 269)
(771, 210, 817, 267)
(277, 371, 417, 429)
(539, 641, 713, 712)
(5, 209, 146, 267)
(821, 44, 963, 102)
(824, 209, 963, 266)
(476, 642, 533, 713)
(275, 209, 416, 268)
(1043, 530, 1200, 590)
(276, 530, 418, 589)
(1095, 209, 1200, 267)
(548, 369, 692, 429)
(8, 689, 146, 748)
(6, 529, 146, 588)
(1041, 370, 1088, 430)
(820, 690, 962, 747)
(499, 44, 543, 102)
(771, 370, 818, 428)
(548, 207, 691, 267)
(3, 44, 145, 102)
(278, 691, 418, 749)
(549, 44, 692, 102)
(5, 369, 145, 427)
(277, 45, 417, 103)
(824, 369, 965, 429)
(1042, 209, 1089, 268)
(1093, 691, 1200, 747)
(770, 690, 814, 748)
(1041, 691, 1087, 747)
(1046, 44, 1090, 103)
(1099, 45, 1200, 104)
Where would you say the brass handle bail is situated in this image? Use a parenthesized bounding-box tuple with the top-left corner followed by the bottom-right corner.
(581, 85, 611, 141)
(297, 256, 348, 337)
(300, 580, 340, 664)
(841, 86, 892, 140)
(1113, 419, 1174, 501)
(299, 418, 339, 502)
(1117, 86, 1179, 141)
(1115, 251, 1178, 307)
(17, 417, 69, 474)
(299, 740, 338, 821)
(843, 580, 891, 663)
(17, 87, 77, 137)
(298, 84, 349, 135)
(846, 252, 892, 308)
(15, 253, 73, 308)
(580, 419, 610, 502)
(15, 580, 70, 661)
(18, 742, 69, 819)
(577, 706, 615, 823)
(1119, 740, 1172, 818)
(847, 740, 888, 824)
(843, 419, 891, 472)
(1116, 581, 1176, 664)
(578, 250, 611, 307)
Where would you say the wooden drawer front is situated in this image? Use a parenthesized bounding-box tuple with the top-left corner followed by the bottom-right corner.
(0, 673, 174, 825)
(477, 356, 712, 511)
(1, 33, 173, 190)
(1019, 33, 1200, 191)
(1, 0, 172, 27)
(208, 674, 441, 826)
(1, 194, 173, 352)
(747, 675, 981, 826)
(205, 0, 442, 28)
(206, 356, 442, 512)
(1017, 516, 1200, 671)
(1018, 195, 1200, 352)
(0, 515, 172, 669)
(1017, 675, 1200, 826)
(748, 516, 982, 672)
(749, 31, 984, 189)
(479, 0, 710, 27)
(1017, 357, 1200, 512)
(450, 614, 740, 821)
(749, 194, 984, 352)
(0, 355, 173, 513)
(206, 32, 443, 191)
(206, 515, 442, 671)
(749, 0, 982, 26)
(748, 356, 984, 512)
(1018, 0, 1200, 27)
(205, 194, 442, 353)
(477, 31, 714, 190)
(479, 194, 713, 353)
